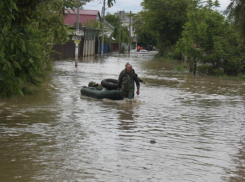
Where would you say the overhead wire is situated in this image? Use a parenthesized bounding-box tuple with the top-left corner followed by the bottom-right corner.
(83, 0, 102, 9)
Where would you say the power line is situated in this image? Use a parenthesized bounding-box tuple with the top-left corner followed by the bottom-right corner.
(83, 0, 102, 8)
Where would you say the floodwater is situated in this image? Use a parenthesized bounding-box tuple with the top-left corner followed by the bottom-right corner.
(0, 52, 245, 182)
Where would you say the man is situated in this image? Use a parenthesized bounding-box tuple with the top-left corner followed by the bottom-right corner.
(118, 64, 140, 99)
(120, 63, 145, 84)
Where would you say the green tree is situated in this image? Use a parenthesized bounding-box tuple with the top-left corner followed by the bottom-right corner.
(133, 12, 156, 48)
(105, 13, 119, 28)
(107, 0, 116, 7)
(226, 0, 245, 39)
(105, 13, 119, 42)
(140, 0, 192, 56)
(176, 3, 238, 75)
(0, 0, 89, 98)
(105, 13, 130, 43)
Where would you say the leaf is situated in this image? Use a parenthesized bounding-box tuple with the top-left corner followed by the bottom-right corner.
(21, 41, 26, 52)
(6, 61, 11, 68)
(14, 61, 21, 70)
(0, 74, 4, 81)
(13, 2, 19, 12)
(11, 42, 14, 50)
(18, 78, 24, 85)
(0, 47, 5, 58)
(18, 88, 24, 96)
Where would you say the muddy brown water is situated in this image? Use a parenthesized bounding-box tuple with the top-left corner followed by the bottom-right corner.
(0, 52, 245, 182)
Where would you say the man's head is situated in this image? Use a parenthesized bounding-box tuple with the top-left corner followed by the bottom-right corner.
(126, 64, 133, 74)
(125, 62, 130, 68)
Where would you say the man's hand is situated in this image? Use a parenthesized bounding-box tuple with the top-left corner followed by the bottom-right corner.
(136, 89, 140, 95)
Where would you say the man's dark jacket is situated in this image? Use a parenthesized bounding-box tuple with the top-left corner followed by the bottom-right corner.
(118, 69, 140, 89)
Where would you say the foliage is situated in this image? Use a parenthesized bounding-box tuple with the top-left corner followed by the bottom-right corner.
(139, 0, 192, 56)
(107, 0, 116, 7)
(0, 0, 87, 98)
(175, 65, 188, 72)
(196, 64, 213, 74)
(226, 0, 245, 39)
(133, 12, 156, 48)
(223, 57, 243, 76)
(83, 19, 101, 28)
(176, 3, 231, 72)
(105, 13, 130, 43)
(237, 73, 245, 79)
(105, 13, 119, 27)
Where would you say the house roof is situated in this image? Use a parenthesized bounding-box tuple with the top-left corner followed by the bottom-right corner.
(64, 9, 100, 26)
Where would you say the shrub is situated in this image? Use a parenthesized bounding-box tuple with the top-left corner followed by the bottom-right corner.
(211, 69, 224, 76)
(224, 57, 243, 76)
(197, 65, 213, 74)
(176, 65, 187, 72)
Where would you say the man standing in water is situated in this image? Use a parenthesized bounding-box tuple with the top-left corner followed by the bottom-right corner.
(120, 63, 145, 84)
(118, 64, 140, 99)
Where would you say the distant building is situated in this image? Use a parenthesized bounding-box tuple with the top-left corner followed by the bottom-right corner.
(64, 9, 101, 27)
(53, 9, 103, 59)
(114, 11, 137, 45)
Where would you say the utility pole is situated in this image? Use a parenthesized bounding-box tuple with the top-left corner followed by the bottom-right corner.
(75, 3, 80, 67)
(101, 0, 105, 58)
(119, 11, 121, 54)
(128, 11, 131, 53)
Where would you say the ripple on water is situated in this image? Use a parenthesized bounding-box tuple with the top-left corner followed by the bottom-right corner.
(0, 56, 245, 181)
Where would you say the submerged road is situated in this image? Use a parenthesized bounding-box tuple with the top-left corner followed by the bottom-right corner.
(0, 52, 245, 181)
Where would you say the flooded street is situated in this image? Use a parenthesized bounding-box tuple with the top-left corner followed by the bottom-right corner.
(0, 52, 245, 182)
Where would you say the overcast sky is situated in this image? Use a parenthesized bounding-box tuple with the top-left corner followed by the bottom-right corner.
(83, 0, 231, 14)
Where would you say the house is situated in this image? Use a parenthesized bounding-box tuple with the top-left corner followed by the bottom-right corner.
(101, 20, 115, 53)
(114, 11, 137, 48)
(53, 9, 101, 60)
(64, 9, 100, 27)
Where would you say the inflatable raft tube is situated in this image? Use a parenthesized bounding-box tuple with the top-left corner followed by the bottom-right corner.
(80, 86, 123, 100)
(101, 79, 118, 90)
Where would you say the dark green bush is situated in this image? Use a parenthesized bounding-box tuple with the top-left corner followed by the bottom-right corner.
(224, 57, 243, 76)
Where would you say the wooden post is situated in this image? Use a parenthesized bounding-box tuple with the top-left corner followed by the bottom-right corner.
(75, 5, 79, 67)
(119, 11, 121, 54)
(128, 11, 131, 53)
(101, 0, 105, 58)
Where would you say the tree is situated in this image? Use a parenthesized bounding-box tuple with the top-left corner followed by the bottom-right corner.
(107, 0, 116, 7)
(105, 13, 119, 28)
(226, 0, 245, 39)
(0, 0, 89, 98)
(105, 13, 130, 43)
(176, 3, 240, 75)
(133, 12, 156, 48)
(140, 0, 192, 56)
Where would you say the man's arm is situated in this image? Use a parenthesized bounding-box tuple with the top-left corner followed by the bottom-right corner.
(134, 74, 140, 88)
(134, 74, 140, 95)
(138, 77, 145, 84)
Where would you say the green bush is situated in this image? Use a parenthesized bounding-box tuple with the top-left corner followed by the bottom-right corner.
(224, 57, 243, 76)
(175, 65, 187, 72)
(238, 73, 245, 79)
(211, 69, 224, 76)
(197, 64, 224, 76)
(197, 65, 213, 74)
